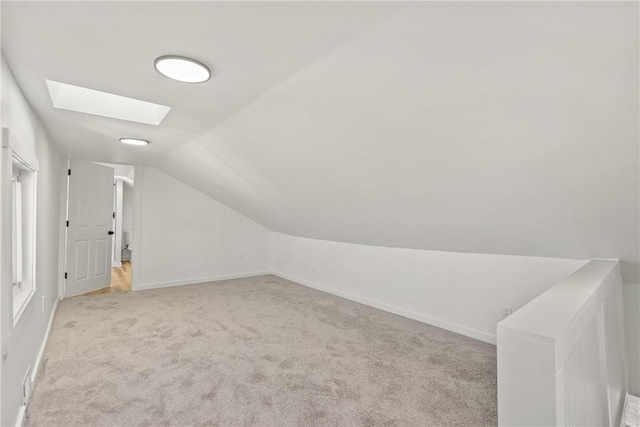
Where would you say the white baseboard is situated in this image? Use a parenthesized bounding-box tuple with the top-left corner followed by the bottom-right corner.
(31, 296, 59, 385)
(137, 271, 273, 291)
(111, 261, 122, 268)
(14, 405, 26, 427)
(137, 269, 495, 343)
(13, 297, 60, 427)
(272, 271, 496, 345)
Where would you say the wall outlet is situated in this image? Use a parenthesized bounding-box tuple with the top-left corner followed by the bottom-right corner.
(42, 296, 46, 313)
(312, 267, 316, 275)
(240, 253, 244, 261)
(502, 306, 513, 319)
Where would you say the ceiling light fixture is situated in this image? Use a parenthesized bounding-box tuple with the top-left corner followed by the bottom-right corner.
(154, 55, 211, 83)
(119, 138, 149, 146)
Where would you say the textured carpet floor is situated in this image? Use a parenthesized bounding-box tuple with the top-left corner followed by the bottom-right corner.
(26, 275, 497, 426)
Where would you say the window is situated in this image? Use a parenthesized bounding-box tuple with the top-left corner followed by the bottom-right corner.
(0, 128, 38, 334)
(9, 154, 37, 322)
(2, 129, 39, 333)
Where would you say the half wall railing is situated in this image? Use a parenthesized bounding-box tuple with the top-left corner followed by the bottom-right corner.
(497, 260, 627, 426)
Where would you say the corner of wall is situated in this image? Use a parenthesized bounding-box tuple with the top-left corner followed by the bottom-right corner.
(132, 166, 272, 291)
(268, 231, 277, 273)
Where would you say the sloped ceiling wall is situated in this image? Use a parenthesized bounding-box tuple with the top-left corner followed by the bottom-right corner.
(3, 2, 638, 281)
(1, 1, 402, 164)
(158, 2, 639, 281)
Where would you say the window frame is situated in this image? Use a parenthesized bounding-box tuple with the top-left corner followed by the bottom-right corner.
(1, 128, 39, 334)
(10, 155, 37, 324)
(12, 166, 23, 295)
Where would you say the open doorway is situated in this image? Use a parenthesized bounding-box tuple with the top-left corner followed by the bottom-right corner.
(95, 162, 134, 295)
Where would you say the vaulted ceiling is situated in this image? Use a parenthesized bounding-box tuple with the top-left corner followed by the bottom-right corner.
(3, 1, 638, 281)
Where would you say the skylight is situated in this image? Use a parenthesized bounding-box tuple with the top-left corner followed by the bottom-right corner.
(45, 80, 171, 126)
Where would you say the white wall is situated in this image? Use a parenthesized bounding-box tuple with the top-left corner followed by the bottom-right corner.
(272, 233, 587, 343)
(159, 2, 639, 284)
(0, 57, 61, 427)
(134, 167, 271, 290)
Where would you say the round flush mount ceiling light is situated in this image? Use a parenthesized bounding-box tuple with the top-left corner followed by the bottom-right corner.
(154, 55, 211, 83)
(119, 138, 149, 146)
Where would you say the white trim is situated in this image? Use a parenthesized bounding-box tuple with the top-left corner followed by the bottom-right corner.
(130, 166, 143, 291)
(59, 158, 70, 300)
(1, 128, 40, 343)
(13, 405, 26, 427)
(112, 179, 123, 266)
(11, 297, 58, 427)
(12, 165, 37, 325)
(137, 271, 272, 291)
(31, 297, 59, 385)
(114, 175, 134, 186)
(1, 128, 39, 172)
(271, 271, 496, 344)
(11, 288, 35, 327)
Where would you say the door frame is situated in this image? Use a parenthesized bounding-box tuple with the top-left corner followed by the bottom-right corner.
(60, 162, 141, 298)
(112, 178, 123, 268)
(129, 165, 143, 291)
(63, 160, 115, 297)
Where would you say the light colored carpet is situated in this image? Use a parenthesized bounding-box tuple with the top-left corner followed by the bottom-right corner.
(26, 275, 497, 426)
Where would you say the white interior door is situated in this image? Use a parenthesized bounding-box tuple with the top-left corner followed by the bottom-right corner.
(65, 160, 114, 297)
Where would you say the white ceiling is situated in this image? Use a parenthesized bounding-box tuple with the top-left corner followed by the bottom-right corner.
(3, 2, 639, 281)
(2, 1, 401, 163)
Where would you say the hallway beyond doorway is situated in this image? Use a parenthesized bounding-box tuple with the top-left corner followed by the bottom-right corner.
(79, 261, 131, 296)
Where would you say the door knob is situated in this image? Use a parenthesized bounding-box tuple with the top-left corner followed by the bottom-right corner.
(108, 231, 115, 235)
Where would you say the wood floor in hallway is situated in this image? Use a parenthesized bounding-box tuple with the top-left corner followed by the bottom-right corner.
(80, 261, 131, 296)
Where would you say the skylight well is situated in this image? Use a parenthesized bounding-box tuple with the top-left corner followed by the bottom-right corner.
(45, 80, 171, 126)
